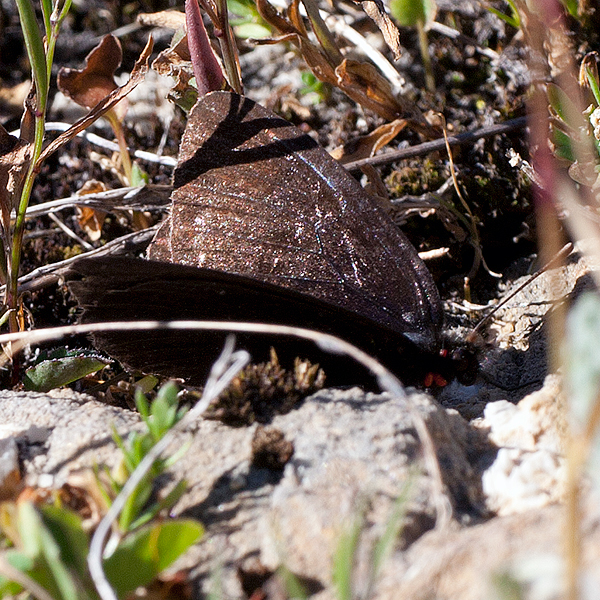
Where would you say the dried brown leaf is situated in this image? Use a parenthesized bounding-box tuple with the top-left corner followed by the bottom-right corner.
(359, 163, 390, 201)
(255, 0, 299, 37)
(335, 59, 409, 121)
(300, 0, 343, 65)
(357, 0, 401, 60)
(0, 125, 31, 233)
(57, 35, 124, 112)
(76, 180, 107, 241)
(255, 0, 423, 124)
(331, 118, 407, 163)
(20, 84, 37, 143)
(152, 36, 198, 109)
(38, 36, 154, 166)
(138, 10, 186, 30)
(288, 0, 308, 37)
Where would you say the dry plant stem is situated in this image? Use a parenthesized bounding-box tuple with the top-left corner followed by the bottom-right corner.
(0, 553, 56, 600)
(301, 0, 343, 65)
(5, 225, 160, 294)
(442, 122, 501, 279)
(38, 123, 177, 166)
(88, 336, 251, 600)
(471, 242, 573, 336)
(215, 0, 243, 94)
(428, 21, 499, 60)
(416, 20, 435, 93)
(24, 184, 172, 218)
(268, 0, 402, 88)
(326, 13, 403, 89)
(47, 213, 93, 250)
(344, 117, 527, 172)
(105, 109, 133, 182)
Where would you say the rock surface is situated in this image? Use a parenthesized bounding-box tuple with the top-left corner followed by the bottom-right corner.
(0, 372, 592, 599)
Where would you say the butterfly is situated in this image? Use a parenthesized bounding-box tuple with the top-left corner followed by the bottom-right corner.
(67, 92, 464, 387)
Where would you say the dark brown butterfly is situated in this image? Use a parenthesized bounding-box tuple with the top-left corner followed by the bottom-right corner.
(67, 92, 453, 386)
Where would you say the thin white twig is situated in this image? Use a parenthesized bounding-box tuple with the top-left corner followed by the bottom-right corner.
(24, 185, 172, 219)
(429, 21, 499, 61)
(0, 319, 451, 532)
(267, 0, 403, 90)
(326, 14, 404, 91)
(47, 213, 94, 250)
(11, 123, 177, 167)
(5, 225, 159, 293)
(87, 336, 250, 600)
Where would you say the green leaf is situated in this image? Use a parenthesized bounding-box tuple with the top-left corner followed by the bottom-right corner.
(118, 473, 153, 532)
(128, 479, 189, 531)
(15, 503, 81, 600)
(390, 0, 436, 27)
(228, 0, 256, 18)
(371, 488, 410, 578)
(551, 127, 575, 162)
(24, 353, 109, 392)
(547, 83, 586, 130)
(585, 65, 600, 107)
(560, 0, 579, 18)
(233, 22, 272, 39)
(104, 519, 203, 596)
(40, 0, 52, 36)
(332, 513, 364, 600)
(145, 382, 182, 441)
(130, 163, 149, 186)
(38, 505, 90, 581)
(0, 550, 34, 596)
(15, 0, 48, 110)
(486, 6, 521, 29)
(136, 374, 159, 395)
(277, 565, 308, 600)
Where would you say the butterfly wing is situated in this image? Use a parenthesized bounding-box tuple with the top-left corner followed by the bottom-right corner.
(67, 257, 437, 387)
(149, 92, 443, 351)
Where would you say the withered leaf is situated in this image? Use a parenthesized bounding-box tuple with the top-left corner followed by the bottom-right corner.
(0, 124, 31, 232)
(58, 34, 125, 114)
(152, 36, 198, 111)
(138, 10, 186, 30)
(255, 0, 419, 123)
(335, 59, 412, 122)
(331, 118, 407, 163)
(357, 0, 402, 60)
(37, 36, 154, 166)
(76, 180, 107, 241)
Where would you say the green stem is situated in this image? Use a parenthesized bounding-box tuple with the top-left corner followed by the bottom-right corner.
(8, 113, 45, 332)
(416, 19, 435, 93)
(7, 0, 73, 334)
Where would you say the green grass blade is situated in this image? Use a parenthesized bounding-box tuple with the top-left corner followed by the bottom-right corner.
(40, 0, 52, 36)
(15, 0, 48, 110)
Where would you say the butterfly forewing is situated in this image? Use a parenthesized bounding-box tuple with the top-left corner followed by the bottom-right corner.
(148, 91, 443, 350)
